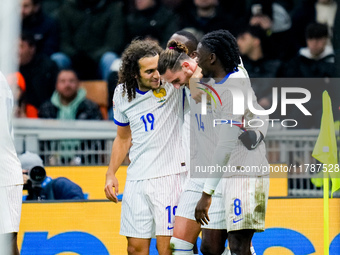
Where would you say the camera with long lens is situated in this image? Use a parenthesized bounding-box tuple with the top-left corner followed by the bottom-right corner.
(24, 166, 47, 200)
(29, 166, 46, 187)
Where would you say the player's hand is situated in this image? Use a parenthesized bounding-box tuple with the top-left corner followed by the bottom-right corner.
(191, 88, 205, 103)
(238, 130, 264, 150)
(194, 192, 212, 225)
(104, 172, 119, 203)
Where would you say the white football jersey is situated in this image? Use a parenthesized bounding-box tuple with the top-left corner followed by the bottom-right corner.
(0, 72, 24, 187)
(190, 79, 219, 171)
(113, 82, 186, 180)
(212, 69, 269, 175)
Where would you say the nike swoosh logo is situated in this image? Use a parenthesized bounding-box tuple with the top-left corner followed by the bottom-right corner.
(233, 218, 243, 223)
(167, 226, 174, 230)
(250, 139, 261, 149)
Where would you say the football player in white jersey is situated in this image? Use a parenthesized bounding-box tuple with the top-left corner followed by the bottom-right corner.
(0, 71, 24, 255)
(158, 36, 264, 254)
(104, 40, 187, 255)
(194, 30, 270, 255)
(159, 38, 228, 255)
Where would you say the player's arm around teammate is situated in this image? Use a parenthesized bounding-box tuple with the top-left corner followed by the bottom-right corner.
(159, 38, 229, 255)
(104, 124, 131, 203)
(159, 40, 204, 255)
(105, 39, 186, 255)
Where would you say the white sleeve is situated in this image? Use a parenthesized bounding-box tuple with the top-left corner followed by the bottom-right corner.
(112, 87, 129, 126)
(250, 90, 269, 137)
(203, 125, 239, 195)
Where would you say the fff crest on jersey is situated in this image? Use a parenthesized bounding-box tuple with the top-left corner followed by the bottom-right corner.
(153, 88, 167, 105)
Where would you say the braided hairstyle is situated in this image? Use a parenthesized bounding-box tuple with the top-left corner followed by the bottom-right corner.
(158, 40, 190, 75)
(200, 30, 240, 73)
(118, 39, 162, 102)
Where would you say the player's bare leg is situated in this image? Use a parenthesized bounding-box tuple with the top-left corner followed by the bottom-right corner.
(228, 229, 254, 255)
(127, 237, 151, 255)
(200, 229, 228, 255)
(156, 236, 172, 255)
(170, 216, 201, 254)
(0, 233, 19, 255)
(10, 233, 19, 255)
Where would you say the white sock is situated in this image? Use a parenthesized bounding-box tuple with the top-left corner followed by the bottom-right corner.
(170, 237, 194, 255)
(250, 245, 256, 255)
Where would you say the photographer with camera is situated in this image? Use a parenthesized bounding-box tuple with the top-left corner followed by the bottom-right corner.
(19, 151, 85, 200)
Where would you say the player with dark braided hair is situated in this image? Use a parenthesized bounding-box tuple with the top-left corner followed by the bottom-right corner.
(197, 29, 240, 78)
(195, 30, 269, 255)
(105, 39, 187, 255)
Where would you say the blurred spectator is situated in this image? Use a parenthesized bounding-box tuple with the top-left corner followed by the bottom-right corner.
(160, 0, 184, 10)
(290, 0, 316, 51)
(249, 0, 295, 60)
(315, 0, 337, 43)
(38, 70, 103, 166)
(125, 0, 179, 48)
(39, 69, 103, 120)
(19, 33, 59, 116)
(52, 0, 125, 80)
(237, 25, 281, 109)
(280, 23, 335, 78)
(107, 0, 180, 119)
(19, 151, 85, 200)
(21, 0, 59, 56)
(291, 0, 337, 51)
(278, 23, 335, 128)
(40, 0, 64, 18)
(178, 0, 247, 39)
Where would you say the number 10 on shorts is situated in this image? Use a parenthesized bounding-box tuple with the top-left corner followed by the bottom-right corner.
(166, 205, 177, 229)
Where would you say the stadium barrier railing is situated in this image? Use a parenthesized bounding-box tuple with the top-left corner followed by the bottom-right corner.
(13, 118, 339, 197)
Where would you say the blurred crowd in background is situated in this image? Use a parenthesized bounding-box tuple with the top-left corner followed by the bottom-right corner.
(11, 0, 340, 129)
